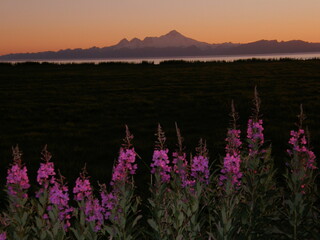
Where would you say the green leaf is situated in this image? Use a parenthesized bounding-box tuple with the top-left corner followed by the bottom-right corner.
(176, 234, 183, 240)
(40, 230, 47, 240)
(52, 222, 60, 236)
(105, 225, 114, 236)
(36, 217, 43, 228)
(147, 218, 159, 232)
(21, 211, 28, 225)
(132, 214, 142, 227)
(178, 212, 184, 228)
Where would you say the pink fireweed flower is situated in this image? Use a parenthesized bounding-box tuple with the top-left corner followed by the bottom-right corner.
(73, 174, 92, 201)
(0, 232, 6, 240)
(6, 164, 30, 198)
(219, 154, 242, 186)
(50, 182, 70, 207)
(247, 119, 264, 156)
(49, 181, 73, 230)
(111, 148, 137, 185)
(85, 197, 104, 232)
(36, 146, 56, 198)
(287, 129, 317, 170)
(100, 184, 117, 220)
(172, 152, 191, 187)
(220, 128, 242, 187)
(37, 162, 56, 189)
(101, 192, 117, 219)
(191, 155, 209, 184)
(225, 129, 242, 156)
(151, 149, 171, 183)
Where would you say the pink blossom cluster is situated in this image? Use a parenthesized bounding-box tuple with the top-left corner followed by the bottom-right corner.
(288, 129, 317, 170)
(191, 155, 209, 185)
(37, 162, 56, 189)
(101, 189, 117, 220)
(151, 149, 171, 183)
(49, 181, 73, 230)
(111, 148, 137, 185)
(73, 177, 92, 201)
(73, 170, 107, 231)
(220, 154, 242, 186)
(6, 164, 30, 198)
(225, 129, 242, 156)
(220, 128, 242, 187)
(172, 152, 192, 187)
(247, 119, 265, 156)
(85, 198, 104, 232)
(0, 232, 6, 240)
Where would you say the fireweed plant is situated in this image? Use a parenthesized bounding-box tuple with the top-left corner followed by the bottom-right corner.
(170, 124, 210, 239)
(147, 124, 172, 239)
(32, 145, 73, 240)
(212, 100, 243, 239)
(0, 89, 319, 239)
(148, 124, 209, 239)
(240, 87, 278, 239)
(71, 126, 141, 240)
(3, 146, 32, 240)
(100, 125, 142, 240)
(280, 105, 319, 239)
(71, 164, 100, 240)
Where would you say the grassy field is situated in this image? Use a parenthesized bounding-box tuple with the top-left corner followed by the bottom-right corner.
(0, 59, 319, 191)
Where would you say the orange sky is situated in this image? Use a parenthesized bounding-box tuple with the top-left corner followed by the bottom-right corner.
(1, 0, 320, 55)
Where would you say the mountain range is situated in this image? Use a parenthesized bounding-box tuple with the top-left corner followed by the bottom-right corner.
(1, 30, 320, 60)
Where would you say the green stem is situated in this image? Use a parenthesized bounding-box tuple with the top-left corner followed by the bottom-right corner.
(293, 206, 297, 240)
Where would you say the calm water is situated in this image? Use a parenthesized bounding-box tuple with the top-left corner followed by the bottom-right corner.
(4, 52, 320, 65)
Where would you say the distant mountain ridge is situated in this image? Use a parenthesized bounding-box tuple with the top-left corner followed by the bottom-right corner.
(112, 30, 214, 49)
(1, 30, 320, 60)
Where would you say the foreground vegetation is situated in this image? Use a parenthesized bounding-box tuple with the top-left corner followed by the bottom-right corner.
(0, 88, 319, 239)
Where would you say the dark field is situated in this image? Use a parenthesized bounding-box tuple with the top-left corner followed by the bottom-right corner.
(0, 59, 320, 191)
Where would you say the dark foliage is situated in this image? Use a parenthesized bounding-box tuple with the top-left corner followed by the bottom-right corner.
(0, 59, 319, 195)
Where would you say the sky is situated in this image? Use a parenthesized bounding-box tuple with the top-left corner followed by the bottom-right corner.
(1, 0, 320, 55)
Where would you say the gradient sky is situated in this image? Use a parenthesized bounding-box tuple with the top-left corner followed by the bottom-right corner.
(1, 0, 320, 55)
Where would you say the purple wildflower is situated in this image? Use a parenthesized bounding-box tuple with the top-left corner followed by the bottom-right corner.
(73, 168, 92, 201)
(100, 184, 117, 221)
(220, 154, 242, 186)
(6, 164, 30, 197)
(49, 179, 73, 230)
(37, 162, 56, 187)
(190, 139, 209, 185)
(246, 87, 265, 157)
(220, 130, 243, 187)
(172, 123, 193, 187)
(287, 129, 317, 170)
(111, 148, 137, 185)
(73, 178, 92, 201)
(225, 129, 242, 156)
(0, 232, 6, 240)
(151, 149, 171, 183)
(36, 161, 56, 199)
(191, 155, 209, 184)
(247, 119, 264, 156)
(220, 102, 242, 187)
(101, 190, 117, 219)
(6, 147, 30, 198)
(50, 182, 71, 208)
(172, 152, 191, 187)
(85, 197, 104, 232)
(37, 146, 56, 189)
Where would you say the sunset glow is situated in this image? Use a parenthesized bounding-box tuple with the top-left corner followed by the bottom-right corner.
(1, 0, 320, 55)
